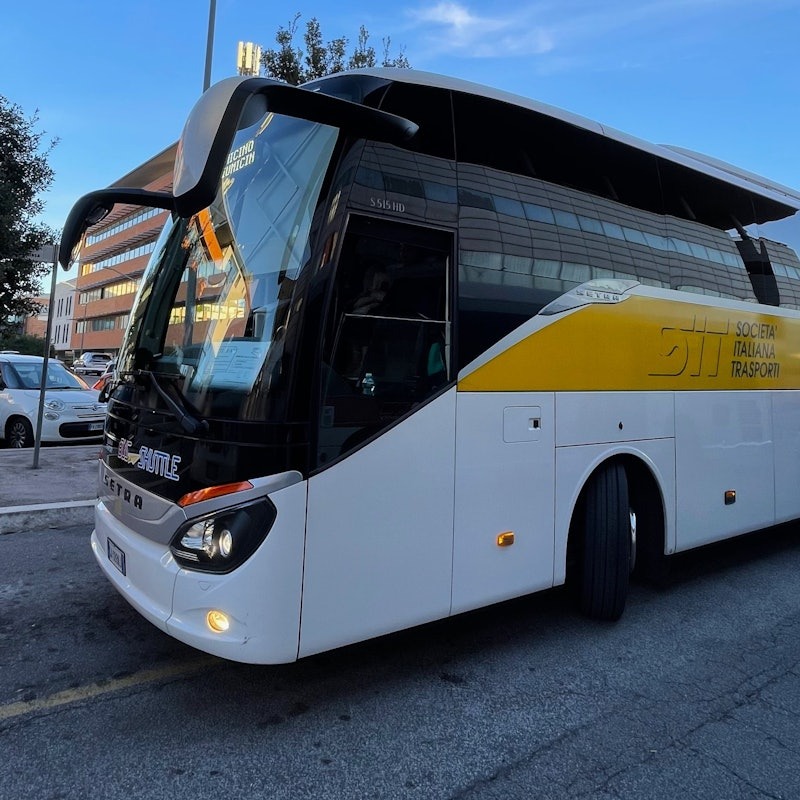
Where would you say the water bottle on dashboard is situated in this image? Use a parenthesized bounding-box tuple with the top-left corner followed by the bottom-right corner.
(362, 372, 376, 396)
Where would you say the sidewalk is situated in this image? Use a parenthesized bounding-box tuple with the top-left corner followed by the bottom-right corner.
(0, 444, 102, 533)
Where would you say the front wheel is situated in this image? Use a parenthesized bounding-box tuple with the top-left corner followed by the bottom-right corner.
(579, 462, 631, 621)
(7, 417, 34, 448)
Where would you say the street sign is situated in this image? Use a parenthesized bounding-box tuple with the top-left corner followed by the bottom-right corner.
(29, 244, 59, 263)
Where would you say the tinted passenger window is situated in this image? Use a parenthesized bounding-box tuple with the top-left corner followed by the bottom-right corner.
(317, 218, 452, 467)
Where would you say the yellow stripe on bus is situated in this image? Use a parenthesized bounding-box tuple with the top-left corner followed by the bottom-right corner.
(458, 296, 800, 392)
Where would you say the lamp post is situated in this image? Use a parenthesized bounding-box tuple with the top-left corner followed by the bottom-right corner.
(78, 300, 88, 353)
(29, 243, 59, 469)
(203, 0, 217, 93)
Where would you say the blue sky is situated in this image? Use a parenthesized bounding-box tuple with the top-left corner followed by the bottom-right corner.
(2, 0, 799, 281)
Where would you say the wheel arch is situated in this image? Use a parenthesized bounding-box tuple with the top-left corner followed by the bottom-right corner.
(5, 414, 35, 447)
(557, 443, 673, 588)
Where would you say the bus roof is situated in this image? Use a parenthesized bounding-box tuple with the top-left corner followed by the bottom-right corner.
(323, 68, 800, 218)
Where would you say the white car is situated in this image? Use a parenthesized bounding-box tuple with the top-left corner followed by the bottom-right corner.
(73, 352, 114, 376)
(0, 353, 107, 448)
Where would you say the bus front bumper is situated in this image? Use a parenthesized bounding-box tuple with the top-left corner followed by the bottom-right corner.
(91, 478, 307, 664)
(92, 502, 178, 634)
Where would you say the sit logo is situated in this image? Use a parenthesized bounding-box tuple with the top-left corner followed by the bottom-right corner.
(117, 438, 139, 466)
(650, 315, 728, 378)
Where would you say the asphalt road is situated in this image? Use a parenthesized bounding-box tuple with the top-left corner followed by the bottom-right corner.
(2, 521, 800, 800)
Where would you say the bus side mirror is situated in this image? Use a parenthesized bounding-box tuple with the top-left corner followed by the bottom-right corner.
(59, 194, 113, 269)
(172, 76, 419, 218)
(59, 188, 175, 270)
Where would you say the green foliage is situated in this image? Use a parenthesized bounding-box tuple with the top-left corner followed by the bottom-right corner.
(348, 25, 376, 71)
(0, 331, 47, 356)
(0, 96, 57, 336)
(261, 14, 411, 85)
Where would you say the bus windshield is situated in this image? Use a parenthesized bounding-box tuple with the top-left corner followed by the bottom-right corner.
(121, 109, 338, 421)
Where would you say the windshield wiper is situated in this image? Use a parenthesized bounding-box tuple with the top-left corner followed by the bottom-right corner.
(136, 369, 209, 436)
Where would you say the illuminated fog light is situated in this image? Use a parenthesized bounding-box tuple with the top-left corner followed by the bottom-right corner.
(218, 529, 233, 558)
(207, 610, 230, 633)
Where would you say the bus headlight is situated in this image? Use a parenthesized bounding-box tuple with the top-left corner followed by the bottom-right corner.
(218, 529, 233, 558)
(170, 498, 277, 573)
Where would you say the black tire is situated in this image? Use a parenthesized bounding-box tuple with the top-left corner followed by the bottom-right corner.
(7, 417, 34, 448)
(579, 462, 630, 621)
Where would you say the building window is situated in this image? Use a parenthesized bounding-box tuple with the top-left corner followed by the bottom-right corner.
(86, 207, 164, 245)
(82, 240, 157, 275)
(78, 278, 140, 305)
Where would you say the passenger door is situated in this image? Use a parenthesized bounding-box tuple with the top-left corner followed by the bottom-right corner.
(301, 217, 456, 657)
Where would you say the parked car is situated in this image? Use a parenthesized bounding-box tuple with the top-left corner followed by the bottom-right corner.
(0, 353, 107, 448)
(91, 358, 117, 393)
(73, 352, 113, 376)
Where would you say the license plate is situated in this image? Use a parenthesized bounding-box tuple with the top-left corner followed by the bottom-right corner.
(107, 537, 126, 576)
(89, 422, 104, 431)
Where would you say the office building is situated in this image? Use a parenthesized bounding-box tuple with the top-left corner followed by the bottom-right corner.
(52, 279, 76, 355)
(74, 143, 177, 357)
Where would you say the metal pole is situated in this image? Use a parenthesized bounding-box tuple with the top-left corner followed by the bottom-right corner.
(203, 0, 217, 93)
(79, 302, 87, 353)
(32, 244, 60, 469)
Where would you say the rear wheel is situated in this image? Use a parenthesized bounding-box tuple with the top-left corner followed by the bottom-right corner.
(579, 462, 631, 621)
(7, 417, 34, 448)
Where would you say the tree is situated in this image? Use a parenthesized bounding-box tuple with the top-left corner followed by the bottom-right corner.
(0, 96, 57, 337)
(261, 14, 410, 86)
(0, 331, 47, 356)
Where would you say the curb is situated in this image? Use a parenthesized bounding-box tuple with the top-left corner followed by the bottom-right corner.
(0, 500, 96, 534)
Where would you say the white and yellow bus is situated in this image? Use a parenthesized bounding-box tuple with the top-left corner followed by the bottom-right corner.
(61, 70, 800, 664)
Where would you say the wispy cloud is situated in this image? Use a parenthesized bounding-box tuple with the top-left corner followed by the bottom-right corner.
(407, 2, 555, 58)
(414, 2, 476, 29)
(404, 0, 787, 69)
